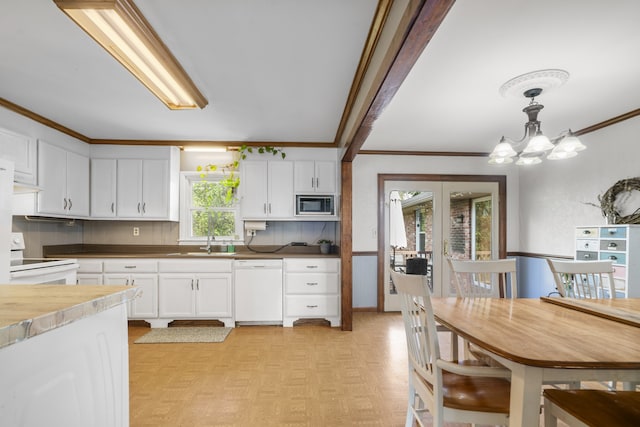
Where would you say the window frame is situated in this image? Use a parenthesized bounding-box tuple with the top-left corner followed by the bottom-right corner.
(179, 171, 243, 245)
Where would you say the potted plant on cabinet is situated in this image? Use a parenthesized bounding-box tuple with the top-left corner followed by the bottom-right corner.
(318, 239, 332, 254)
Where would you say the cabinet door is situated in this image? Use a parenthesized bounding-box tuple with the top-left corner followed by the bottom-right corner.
(314, 161, 336, 193)
(128, 274, 158, 318)
(241, 161, 269, 218)
(37, 141, 67, 215)
(158, 275, 195, 317)
(294, 160, 315, 193)
(116, 159, 142, 217)
(268, 161, 294, 218)
(141, 159, 169, 218)
(76, 274, 103, 285)
(66, 151, 89, 216)
(0, 128, 36, 185)
(196, 274, 233, 318)
(91, 159, 117, 217)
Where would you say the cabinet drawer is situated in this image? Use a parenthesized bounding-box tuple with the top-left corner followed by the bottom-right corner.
(576, 227, 598, 238)
(103, 259, 158, 273)
(576, 251, 598, 261)
(599, 251, 627, 265)
(600, 227, 627, 238)
(285, 295, 339, 317)
(575, 239, 598, 251)
(159, 259, 233, 273)
(600, 239, 626, 251)
(284, 258, 339, 273)
(286, 273, 339, 294)
(77, 259, 103, 273)
(612, 265, 626, 279)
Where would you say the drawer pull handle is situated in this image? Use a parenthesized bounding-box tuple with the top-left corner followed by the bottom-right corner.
(582, 230, 591, 235)
(131, 279, 135, 286)
(125, 265, 137, 269)
(584, 243, 589, 248)
(306, 305, 318, 308)
(583, 254, 591, 259)
(609, 255, 618, 261)
(306, 265, 319, 269)
(306, 282, 319, 286)
(608, 242, 617, 249)
(607, 228, 617, 234)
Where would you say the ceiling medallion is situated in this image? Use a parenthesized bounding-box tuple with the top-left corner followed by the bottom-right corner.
(499, 69, 570, 98)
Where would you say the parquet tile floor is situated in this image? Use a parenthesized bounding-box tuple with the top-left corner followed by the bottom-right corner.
(128, 312, 583, 426)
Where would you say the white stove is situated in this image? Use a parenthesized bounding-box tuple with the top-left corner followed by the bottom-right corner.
(9, 232, 79, 284)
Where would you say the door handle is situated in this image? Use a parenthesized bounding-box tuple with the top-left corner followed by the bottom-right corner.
(443, 239, 449, 257)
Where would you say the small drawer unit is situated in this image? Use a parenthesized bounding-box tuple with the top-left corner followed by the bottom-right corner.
(283, 258, 340, 327)
(575, 225, 640, 297)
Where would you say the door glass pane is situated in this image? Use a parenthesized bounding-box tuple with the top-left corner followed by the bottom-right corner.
(389, 191, 434, 294)
(447, 191, 492, 295)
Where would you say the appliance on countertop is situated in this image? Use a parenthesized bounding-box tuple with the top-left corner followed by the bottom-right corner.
(9, 232, 79, 284)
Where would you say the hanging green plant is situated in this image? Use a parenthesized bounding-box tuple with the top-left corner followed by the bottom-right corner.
(197, 145, 286, 203)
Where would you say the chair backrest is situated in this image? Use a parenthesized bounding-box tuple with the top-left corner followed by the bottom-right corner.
(390, 270, 440, 391)
(447, 258, 517, 298)
(546, 259, 616, 299)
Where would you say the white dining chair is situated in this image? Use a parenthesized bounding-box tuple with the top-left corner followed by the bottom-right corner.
(546, 259, 616, 299)
(391, 270, 512, 427)
(447, 258, 518, 299)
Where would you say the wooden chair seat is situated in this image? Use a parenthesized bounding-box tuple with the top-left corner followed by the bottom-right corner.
(544, 389, 640, 426)
(416, 366, 511, 413)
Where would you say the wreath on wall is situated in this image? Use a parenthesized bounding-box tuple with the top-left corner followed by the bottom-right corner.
(597, 177, 640, 224)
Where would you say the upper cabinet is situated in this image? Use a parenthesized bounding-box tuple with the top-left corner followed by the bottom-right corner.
(294, 160, 336, 194)
(241, 160, 293, 219)
(37, 140, 89, 217)
(90, 158, 117, 218)
(90, 145, 180, 221)
(0, 127, 37, 186)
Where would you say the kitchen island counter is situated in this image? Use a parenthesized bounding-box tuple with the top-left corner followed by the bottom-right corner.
(0, 285, 139, 427)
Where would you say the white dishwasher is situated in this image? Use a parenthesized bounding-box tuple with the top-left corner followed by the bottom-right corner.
(234, 259, 283, 324)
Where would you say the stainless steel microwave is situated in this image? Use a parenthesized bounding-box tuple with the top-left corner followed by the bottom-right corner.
(296, 195, 335, 215)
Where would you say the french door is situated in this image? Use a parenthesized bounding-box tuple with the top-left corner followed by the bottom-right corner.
(382, 178, 502, 311)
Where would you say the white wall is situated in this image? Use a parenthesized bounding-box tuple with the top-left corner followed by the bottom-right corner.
(351, 154, 520, 252)
(518, 116, 640, 257)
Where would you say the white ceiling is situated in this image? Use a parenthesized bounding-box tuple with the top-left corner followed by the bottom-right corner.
(1, 0, 639, 155)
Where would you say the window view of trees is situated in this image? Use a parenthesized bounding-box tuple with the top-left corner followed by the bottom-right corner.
(191, 181, 237, 238)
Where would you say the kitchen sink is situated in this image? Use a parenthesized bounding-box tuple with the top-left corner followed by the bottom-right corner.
(166, 252, 236, 257)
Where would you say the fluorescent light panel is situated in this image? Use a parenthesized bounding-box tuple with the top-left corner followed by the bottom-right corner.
(54, 0, 207, 110)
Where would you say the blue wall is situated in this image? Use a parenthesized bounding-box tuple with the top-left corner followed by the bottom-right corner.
(353, 255, 377, 308)
(516, 256, 561, 298)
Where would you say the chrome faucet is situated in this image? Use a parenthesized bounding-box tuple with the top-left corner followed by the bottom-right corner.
(200, 212, 215, 254)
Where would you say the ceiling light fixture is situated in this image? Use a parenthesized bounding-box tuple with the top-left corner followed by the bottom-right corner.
(54, 0, 208, 110)
(489, 70, 585, 166)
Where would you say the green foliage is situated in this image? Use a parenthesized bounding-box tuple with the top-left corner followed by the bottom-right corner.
(239, 145, 286, 160)
(197, 146, 286, 203)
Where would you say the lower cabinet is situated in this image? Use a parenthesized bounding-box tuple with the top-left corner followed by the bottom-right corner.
(283, 258, 340, 327)
(158, 260, 234, 327)
(103, 259, 159, 322)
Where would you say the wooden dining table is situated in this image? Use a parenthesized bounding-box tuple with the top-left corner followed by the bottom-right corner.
(431, 297, 640, 427)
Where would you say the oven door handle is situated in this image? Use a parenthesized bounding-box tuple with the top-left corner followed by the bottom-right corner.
(10, 263, 80, 278)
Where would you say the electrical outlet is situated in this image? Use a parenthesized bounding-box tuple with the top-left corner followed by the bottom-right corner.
(133, 227, 140, 236)
(246, 229, 256, 237)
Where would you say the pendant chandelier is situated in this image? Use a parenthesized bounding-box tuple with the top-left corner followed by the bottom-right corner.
(489, 70, 586, 165)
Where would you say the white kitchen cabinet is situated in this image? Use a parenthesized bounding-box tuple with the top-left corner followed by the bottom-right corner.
(575, 225, 640, 297)
(90, 158, 117, 217)
(117, 158, 169, 218)
(37, 140, 89, 217)
(283, 258, 340, 327)
(90, 145, 180, 221)
(76, 259, 104, 285)
(103, 259, 158, 321)
(241, 160, 293, 219)
(0, 127, 37, 185)
(294, 160, 336, 194)
(158, 260, 234, 327)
